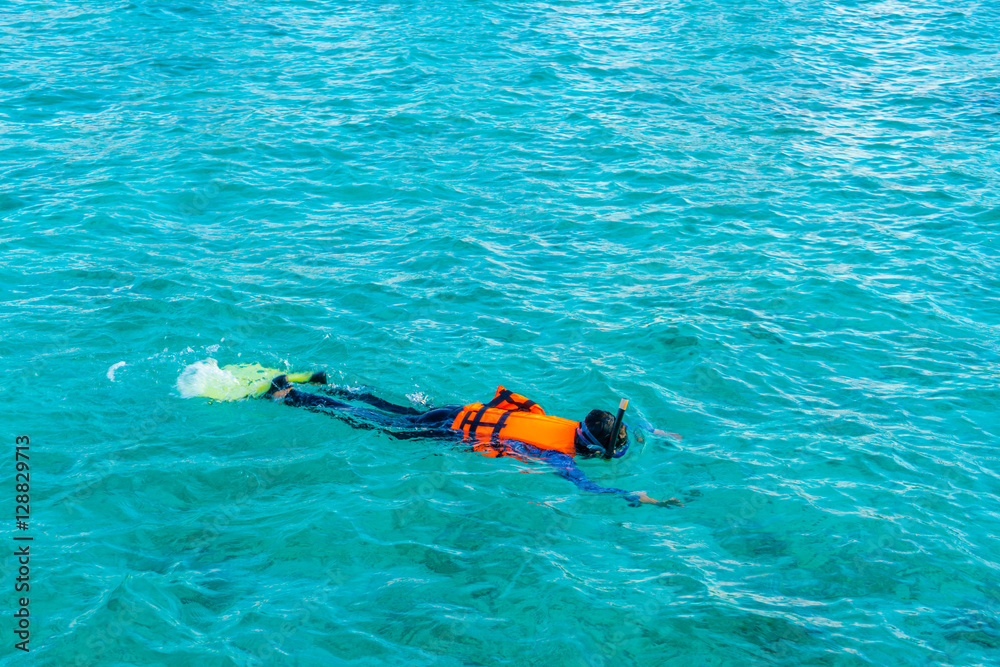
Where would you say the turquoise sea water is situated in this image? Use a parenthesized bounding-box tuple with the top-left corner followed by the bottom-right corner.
(3, 0, 1000, 664)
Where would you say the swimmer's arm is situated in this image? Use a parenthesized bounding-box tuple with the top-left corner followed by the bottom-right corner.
(527, 448, 681, 507)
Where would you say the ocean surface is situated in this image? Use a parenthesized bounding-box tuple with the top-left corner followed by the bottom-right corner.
(2, 0, 999, 664)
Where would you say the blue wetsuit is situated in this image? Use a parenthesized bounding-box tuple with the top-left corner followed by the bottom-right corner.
(277, 386, 641, 505)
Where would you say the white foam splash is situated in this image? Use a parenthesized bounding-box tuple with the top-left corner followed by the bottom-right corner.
(406, 391, 431, 407)
(107, 361, 127, 382)
(176, 358, 237, 399)
(176, 359, 284, 400)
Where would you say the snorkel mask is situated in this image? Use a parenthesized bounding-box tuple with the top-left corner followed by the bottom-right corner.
(575, 398, 630, 459)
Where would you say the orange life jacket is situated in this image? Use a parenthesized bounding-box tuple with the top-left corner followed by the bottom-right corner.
(450, 385, 579, 457)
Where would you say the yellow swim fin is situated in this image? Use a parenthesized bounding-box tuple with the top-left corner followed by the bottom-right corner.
(177, 360, 326, 401)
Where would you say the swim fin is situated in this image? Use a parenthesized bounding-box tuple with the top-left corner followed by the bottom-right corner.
(176, 360, 327, 401)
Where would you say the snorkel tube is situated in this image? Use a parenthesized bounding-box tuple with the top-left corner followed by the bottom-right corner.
(607, 398, 628, 458)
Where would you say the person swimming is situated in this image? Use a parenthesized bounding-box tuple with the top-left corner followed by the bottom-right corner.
(263, 375, 681, 507)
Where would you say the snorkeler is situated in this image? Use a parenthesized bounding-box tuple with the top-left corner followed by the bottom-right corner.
(263, 375, 681, 507)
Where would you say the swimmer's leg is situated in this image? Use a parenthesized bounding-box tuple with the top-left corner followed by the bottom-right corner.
(414, 406, 463, 426)
(283, 389, 352, 410)
(266, 377, 354, 410)
(266, 376, 418, 429)
(382, 406, 463, 440)
(266, 377, 461, 438)
(376, 405, 461, 440)
(318, 386, 423, 415)
(264, 375, 295, 400)
(264, 375, 342, 410)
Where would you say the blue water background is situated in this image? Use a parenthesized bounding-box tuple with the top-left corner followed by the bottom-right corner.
(2, 0, 999, 664)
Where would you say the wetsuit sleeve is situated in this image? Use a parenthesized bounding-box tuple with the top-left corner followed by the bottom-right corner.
(498, 441, 642, 506)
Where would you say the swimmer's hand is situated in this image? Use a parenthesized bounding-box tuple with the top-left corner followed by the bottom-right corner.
(635, 429, 682, 445)
(635, 491, 683, 507)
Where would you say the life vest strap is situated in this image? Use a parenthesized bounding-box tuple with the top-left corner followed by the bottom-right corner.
(457, 402, 515, 448)
(485, 388, 538, 413)
(458, 404, 487, 433)
(492, 410, 511, 438)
